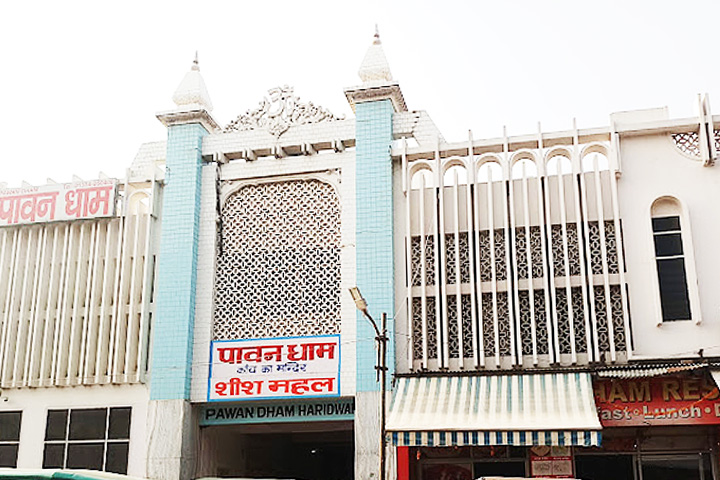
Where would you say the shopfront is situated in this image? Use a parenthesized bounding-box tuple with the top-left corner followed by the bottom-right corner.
(390, 371, 720, 479)
(578, 371, 720, 480)
(389, 373, 602, 480)
(574, 426, 716, 480)
(401, 427, 717, 480)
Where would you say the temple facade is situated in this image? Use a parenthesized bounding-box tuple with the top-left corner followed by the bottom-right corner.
(1, 32, 720, 480)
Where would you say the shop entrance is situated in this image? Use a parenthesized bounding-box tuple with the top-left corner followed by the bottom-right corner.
(197, 421, 353, 480)
(575, 453, 714, 480)
(409, 446, 529, 480)
(574, 426, 717, 480)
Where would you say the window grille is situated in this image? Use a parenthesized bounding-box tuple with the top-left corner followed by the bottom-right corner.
(0, 411, 21, 467)
(652, 215, 691, 321)
(42, 407, 130, 474)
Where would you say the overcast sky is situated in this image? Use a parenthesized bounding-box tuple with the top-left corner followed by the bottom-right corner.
(2, 0, 719, 187)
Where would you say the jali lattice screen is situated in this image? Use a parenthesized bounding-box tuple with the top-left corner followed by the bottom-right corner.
(214, 179, 341, 340)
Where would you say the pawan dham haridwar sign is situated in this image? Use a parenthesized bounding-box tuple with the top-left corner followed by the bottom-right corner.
(0, 179, 117, 226)
(208, 334, 340, 401)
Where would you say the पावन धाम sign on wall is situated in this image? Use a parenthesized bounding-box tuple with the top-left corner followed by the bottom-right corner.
(0, 179, 117, 226)
(208, 334, 340, 401)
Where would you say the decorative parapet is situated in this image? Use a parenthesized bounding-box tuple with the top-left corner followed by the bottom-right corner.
(671, 130, 720, 158)
(224, 86, 344, 137)
(344, 82, 407, 114)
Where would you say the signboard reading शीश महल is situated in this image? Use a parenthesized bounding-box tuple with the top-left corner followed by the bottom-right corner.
(0, 179, 117, 226)
(208, 335, 340, 401)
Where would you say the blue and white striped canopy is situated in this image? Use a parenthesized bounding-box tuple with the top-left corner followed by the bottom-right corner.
(387, 373, 602, 447)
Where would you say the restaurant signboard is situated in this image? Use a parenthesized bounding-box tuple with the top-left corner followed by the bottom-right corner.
(594, 375, 720, 427)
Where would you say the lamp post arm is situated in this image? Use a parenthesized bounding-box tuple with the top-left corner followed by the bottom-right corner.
(362, 310, 382, 338)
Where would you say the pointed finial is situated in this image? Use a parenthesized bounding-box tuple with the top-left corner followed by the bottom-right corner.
(358, 25, 393, 84)
(192, 51, 199, 71)
(171, 53, 213, 111)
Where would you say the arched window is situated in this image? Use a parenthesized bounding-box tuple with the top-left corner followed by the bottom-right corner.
(477, 161, 503, 183)
(546, 155, 572, 176)
(511, 158, 538, 179)
(581, 152, 610, 172)
(127, 192, 150, 214)
(410, 168, 435, 189)
(443, 164, 468, 186)
(651, 197, 691, 321)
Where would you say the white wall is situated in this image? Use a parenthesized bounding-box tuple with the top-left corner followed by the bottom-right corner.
(618, 122, 720, 358)
(2, 383, 149, 477)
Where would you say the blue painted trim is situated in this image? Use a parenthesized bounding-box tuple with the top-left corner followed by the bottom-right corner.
(149, 122, 208, 401)
(354, 99, 396, 393)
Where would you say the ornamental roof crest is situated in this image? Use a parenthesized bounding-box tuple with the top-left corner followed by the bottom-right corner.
(224, 86, 344, 137)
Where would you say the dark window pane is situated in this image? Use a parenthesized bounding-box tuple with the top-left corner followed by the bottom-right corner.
(423, 464, 473, 480)
(652, 216, 680, 232)
(657, 258, 691, 321)
(642, 456, 701, 480)
(43, 444, 65, 468)
(0, 444, 18, 468)
(106, 442, 129, 474)
(0, 411, 21, 441)
(66, 442, 104, 470)
(575, 455, 634, 480)
(508, 446, 526, 459)
(69, 409, 107, 440)
(473, 461, 526, 478)
(108, 408, 131, 440)
(46, 410, 68, 441)
(701, 452, 713, 480)
(654, 233, 683, 257)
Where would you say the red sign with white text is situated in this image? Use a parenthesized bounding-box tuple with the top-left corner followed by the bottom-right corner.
(208, 335, 340, 401)
(594, 375, 720, 426)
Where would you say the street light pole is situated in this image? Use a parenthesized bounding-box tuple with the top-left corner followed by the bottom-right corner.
(379, 312, 387, 480)
(349, 287, 388, 480)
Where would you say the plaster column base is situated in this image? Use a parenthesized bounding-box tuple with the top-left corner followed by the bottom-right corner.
(146, 399, 196, 480)
(356, 390, 382, 480)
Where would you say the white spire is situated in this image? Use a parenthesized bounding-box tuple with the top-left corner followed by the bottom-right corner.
(358, 26, 393, 85)
(172, 52, 214, 112)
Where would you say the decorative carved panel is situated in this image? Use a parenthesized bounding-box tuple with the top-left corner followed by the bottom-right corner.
(224, 86, 343, 137)
(214, 179, 341, 340)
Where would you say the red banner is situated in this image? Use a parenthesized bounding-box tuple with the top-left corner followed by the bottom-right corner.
(594, 375, 720, 426)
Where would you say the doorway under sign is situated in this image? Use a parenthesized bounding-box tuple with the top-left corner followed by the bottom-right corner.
(197, 420, 353, 480)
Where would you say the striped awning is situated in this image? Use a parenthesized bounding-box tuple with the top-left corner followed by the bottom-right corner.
(387, 373, 602, 447)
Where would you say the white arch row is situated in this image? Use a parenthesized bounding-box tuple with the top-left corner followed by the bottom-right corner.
(401, 142, 631, 372)
(409, 144, 611, 189)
